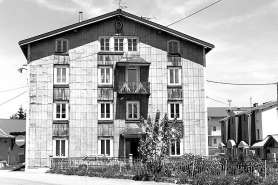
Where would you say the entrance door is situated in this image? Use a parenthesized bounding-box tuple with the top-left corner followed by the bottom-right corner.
(130, 141, 139, 158)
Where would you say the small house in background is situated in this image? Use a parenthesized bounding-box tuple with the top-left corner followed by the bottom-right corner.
(220, 101, 278, 159)
(207, 107, 249, 155)
(0, 119, 26, 165)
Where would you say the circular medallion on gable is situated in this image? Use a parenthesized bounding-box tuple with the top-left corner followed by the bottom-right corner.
(115, 20, 123, 32)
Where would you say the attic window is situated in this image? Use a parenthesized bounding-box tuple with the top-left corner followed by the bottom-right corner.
(55, 39, 69, 53)
(167, 40, 180, 55)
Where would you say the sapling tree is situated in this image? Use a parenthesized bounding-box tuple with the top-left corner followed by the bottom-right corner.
(138, 110, 183, 178)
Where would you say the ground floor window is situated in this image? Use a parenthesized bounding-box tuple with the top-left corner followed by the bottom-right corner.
(170, 139, 183, 156)
(98, 138, 113, 157)
(53, 138, 68, 157)
(126, 101, 140, 120)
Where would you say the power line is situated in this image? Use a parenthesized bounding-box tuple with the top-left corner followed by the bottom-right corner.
(207, 80, 277, 85)
(206, 96, 238, 107)
(167, 0, 223, 27)
(0, 91, 27, 106)
(0, 86, 27, 93)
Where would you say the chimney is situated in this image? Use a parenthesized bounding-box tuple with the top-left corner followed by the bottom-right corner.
(79, 11, 83, 22)
(253, 103, 258, 107)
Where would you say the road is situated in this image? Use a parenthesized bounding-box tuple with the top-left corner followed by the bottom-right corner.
(0, 170, 175, 185)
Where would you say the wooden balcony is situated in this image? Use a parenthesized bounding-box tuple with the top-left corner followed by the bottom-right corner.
(167, 88, 183, 100)
(118, 82, 150, 94)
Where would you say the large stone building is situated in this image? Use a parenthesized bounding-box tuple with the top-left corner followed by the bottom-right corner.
(19, 9, 214, 169)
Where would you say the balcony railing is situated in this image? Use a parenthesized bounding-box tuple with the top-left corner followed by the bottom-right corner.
(118, 82, 150, 94)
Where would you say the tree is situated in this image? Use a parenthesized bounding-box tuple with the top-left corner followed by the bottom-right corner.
(138, 110, 183, 179)
(10, 105, 26, 120)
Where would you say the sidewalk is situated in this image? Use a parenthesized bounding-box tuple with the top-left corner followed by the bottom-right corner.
(0, 170, 176, 185)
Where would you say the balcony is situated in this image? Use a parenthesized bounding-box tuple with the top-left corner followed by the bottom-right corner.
(118, 82, 150, 94)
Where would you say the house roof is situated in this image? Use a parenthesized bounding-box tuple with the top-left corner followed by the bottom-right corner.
(251, 134, 278, 148)
(0, 129, 14, 139)
(208, 107, 250, 118)
(19, 9, 214, 53)
(0, 119, 26, 134)
(219, 101, 277, 122)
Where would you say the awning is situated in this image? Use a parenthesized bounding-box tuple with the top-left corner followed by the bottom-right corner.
(227, 139, 236, 149)
(238, 141, 249, 148)
(116, 52, 150, 66)
(121, 128, 145, 138)
(218, 142, 226, 149)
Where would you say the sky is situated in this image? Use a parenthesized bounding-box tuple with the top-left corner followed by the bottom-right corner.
(0, 0, 277, 118)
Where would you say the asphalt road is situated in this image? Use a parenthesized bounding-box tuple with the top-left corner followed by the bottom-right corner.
(0, 170, 175, 185)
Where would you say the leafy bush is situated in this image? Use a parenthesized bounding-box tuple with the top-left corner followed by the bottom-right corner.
(210, 175, 234, 185)
(192, 172, 210, 185)
(235, 173, 263, 185)
(262, 175, 278, 185)
(178, 173, 188, 184)
(132, 173, 150, 181)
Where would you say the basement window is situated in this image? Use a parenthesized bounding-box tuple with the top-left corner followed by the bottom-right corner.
(55, 38, 69, 53)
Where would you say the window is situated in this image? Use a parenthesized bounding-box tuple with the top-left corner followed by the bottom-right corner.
(213, 126, 216, 131)
(98, 102, 113, 120)
(114, 38, 124, 51)
(126, 101, 140, 120)
(100, 38, 110, 51)
(98, 138, 113, 156)
(54, 66, 69, 85)
(168, 68, 181, 85)
(167, 40, 180, 54)
(98, 67, 112, 85)
(53, 103, 68, 120)
(128, 38, 137, 51)
(214, 139, 217, 144)
(168, 102, 182, 120)
(55, 39, 68, 53)
(53, 138, 68, 157)
(170, 139, 183, 156)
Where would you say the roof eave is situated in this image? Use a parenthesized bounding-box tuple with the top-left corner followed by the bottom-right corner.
(18, 9, 214, 52)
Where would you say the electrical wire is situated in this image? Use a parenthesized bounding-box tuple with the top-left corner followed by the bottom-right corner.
(207, 80, 277, 85)
(0, 91, 27, 106)
(167, 0, 223, 27)
(206, 96, 238, 107)
(0, 86, 27, 93)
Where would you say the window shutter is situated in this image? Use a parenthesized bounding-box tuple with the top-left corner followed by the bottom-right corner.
(56, 40, 62, 52)
(98, 140, 101, 155)
(62, 40, 67, 52)
(180, 139, 183, 155)
(110, 139, 113, 157)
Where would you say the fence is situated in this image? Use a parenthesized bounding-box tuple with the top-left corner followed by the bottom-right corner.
(50, 157, 278, 179)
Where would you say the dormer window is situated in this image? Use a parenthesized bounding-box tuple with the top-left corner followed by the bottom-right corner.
(128, 38, 137, 51)
(55, 39, 68, 53)
(100, 38, 110, 51)
(114, 38, 124, 51)
(167, 40, 180, 54)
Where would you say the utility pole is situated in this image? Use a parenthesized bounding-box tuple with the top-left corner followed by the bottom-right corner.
(227, 99, 232, 110)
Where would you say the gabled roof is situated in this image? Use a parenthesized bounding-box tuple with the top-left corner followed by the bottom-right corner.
(208, 107, 250, 118)
(0, 119, 26, 134)
(19, 9, 214, 53)
(219, 101, 277, 122)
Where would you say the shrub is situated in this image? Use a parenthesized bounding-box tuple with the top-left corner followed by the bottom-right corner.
(262, 175, 278, 185)
(178, 173, 188, 184)
(132, 173, 150, 181)
(235, 173, 263, 185)
(210, 175, 234, 185)
(192, 172, 210, 185)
